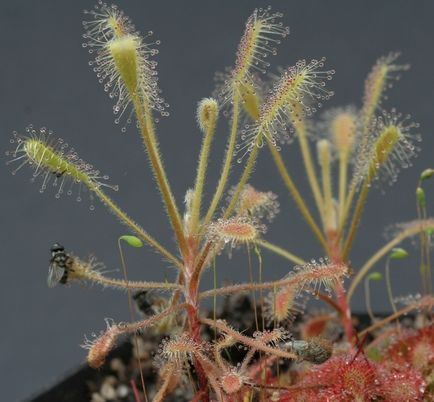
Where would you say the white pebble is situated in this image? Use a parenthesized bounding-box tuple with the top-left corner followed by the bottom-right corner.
(100, 382, 116, 400)
(91, 393, 105, 402)
(117, 384, 129, 398)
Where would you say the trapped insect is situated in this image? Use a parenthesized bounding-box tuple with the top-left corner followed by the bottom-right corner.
(7, 1, 434, 400)
(132, 290, 166, 317)
(48, 243, 74, 287)
(285, 337, 333, 364)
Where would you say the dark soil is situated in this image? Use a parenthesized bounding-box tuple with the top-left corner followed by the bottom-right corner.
(27, 294, 393, 402)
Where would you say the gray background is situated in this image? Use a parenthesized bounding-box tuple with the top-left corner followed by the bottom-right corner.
(1, 0, 433, 400)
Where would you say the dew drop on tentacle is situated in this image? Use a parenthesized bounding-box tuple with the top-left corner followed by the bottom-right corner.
(6, 126, 118, 208)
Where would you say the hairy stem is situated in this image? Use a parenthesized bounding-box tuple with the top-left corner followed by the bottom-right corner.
(190, 110, 218, 233)
(118, 239, 149, 402)
(93, 186, 182, 269)
(338, 153, 349, 222)
(200, 318, 297, 360)
(190, 242, 214, 295)
(132, 95, 187, 257)
(417, 197, 432, 295)
(223, 135, 259, 219)
(358, 296, 434, 338)
(334, 281, 354, 342)
(295, 123, 324, 225)
(337, 183, 357, 241)
(152, 363, 177, 402)
(347, 218, 434, 301)
(199, 277, 342, 301)
(254, 239, 306, 266)
(247, 245, 259, 330)
(266, 139, 327, 249)
(315, 290, 344, 316)
(203, 93, 240, 227)
(319, 141, 333, 231)
(342, 179, 370, 260)
(385, 257, 401, 332)
(81, 270, 182, 292)
(193, 354, 223, 402)
(117, 303, 188, 334)
(364, 276, 376, 323)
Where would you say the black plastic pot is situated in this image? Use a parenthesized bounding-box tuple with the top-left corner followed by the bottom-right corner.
(26, 309, 390, 402)
(26, 342, 133, 402)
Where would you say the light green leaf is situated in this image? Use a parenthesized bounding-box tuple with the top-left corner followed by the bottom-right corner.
(420, 168, 434, 181)
(119, 235, 143, 248)
(367, 347, 381, 361)
(390, 247, 409, 260)
(368, 272, 383, 281)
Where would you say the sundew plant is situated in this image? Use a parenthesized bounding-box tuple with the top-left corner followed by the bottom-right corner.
(6, 2, 434, 401)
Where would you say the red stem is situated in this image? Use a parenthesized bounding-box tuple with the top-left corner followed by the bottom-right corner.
(335, 281, 354, 342)
(190, 391, 206, 402)
(130, 379, 142, 402)
(184, 237, 210, 402)
(187, 305, 210, 402)
(327, 229, 355, 342)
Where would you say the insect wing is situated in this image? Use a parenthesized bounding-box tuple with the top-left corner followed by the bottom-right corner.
(47, 262, 65, 288)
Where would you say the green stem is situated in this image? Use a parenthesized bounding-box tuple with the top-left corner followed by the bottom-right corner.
(223, 139, 259, 219)
(425, 218, 432, 294)
(247, 245, 259, 331)
(357, 296, 433, 338)
(190, 111, 218, 233)
(347, 219, 434, 301)
(93, 186, 182, 269)
(341, 124, 402, 255)
(267, 140, 327, 249)
(385, 257, 401, 331)
(254, 239, 306, 266)
(338, 153, 349, 222)
(318, 140, 333, 231)
(132, 95, 187, 257)
(296, 124, 324, 225)
(337, 183, 357, 241)
(418, 199, 432, 295)
(342, 180, 370, 260)
(254, 244, 265, 331)
(203, 93, 240, 227)
(212, 257, 217, 341)
(117, 238, 149, 401)
(364, 276, 376, 323)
